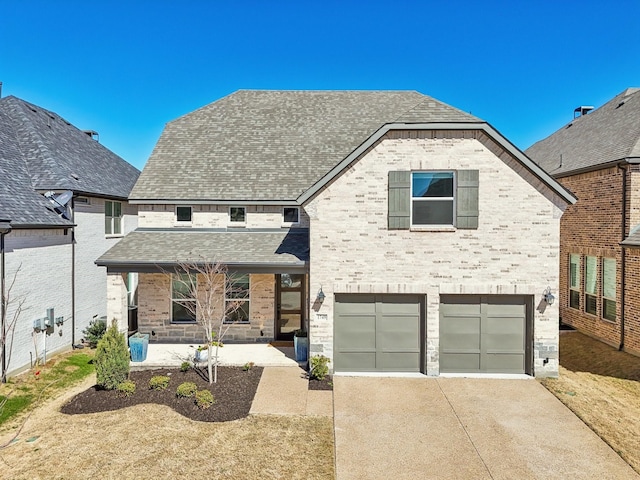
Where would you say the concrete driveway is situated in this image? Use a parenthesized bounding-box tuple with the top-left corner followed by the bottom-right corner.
(333, 376, 639, 480)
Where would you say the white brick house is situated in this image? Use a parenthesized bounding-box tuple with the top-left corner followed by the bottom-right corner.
(98, 90, 575, 377)
(0, 96, 139, 377)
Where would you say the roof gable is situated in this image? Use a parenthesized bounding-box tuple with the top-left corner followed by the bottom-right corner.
(526, 88, 640, 176)
(130, 90, 480, 202)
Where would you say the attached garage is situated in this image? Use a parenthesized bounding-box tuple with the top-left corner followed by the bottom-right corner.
(439, 295, 532, 374)
(334, 294, 425, 373)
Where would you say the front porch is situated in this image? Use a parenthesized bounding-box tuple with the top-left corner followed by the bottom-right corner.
(130, 341, 301, 369)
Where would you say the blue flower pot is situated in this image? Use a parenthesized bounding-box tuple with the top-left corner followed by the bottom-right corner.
(129, 333, 149, 362)
(294, 336, 308, 362)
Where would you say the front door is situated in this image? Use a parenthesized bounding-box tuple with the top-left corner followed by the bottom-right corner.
(276, 274, 305, 340)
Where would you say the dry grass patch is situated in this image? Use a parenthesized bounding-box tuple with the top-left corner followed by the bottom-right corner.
(541, 331, 640, 473)
(0, 377, 334, 479)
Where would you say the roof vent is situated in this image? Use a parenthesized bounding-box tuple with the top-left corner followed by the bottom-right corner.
(83, 130, 99, 141)
(574, 106, 594, 118)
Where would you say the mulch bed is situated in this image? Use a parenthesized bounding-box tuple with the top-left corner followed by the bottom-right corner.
(60, 366, 263, 422)
(308, 376, 333, 391)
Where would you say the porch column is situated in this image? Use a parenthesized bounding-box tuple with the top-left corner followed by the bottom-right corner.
(107, 272, 128, 334)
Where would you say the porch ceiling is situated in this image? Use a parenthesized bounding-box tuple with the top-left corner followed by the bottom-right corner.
(95, 228, 309, 273)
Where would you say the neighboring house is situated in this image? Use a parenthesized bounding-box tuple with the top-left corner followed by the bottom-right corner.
(527, 88, 640, 355)
(0, 95, 139, 377)
(98, 90, 575, 377)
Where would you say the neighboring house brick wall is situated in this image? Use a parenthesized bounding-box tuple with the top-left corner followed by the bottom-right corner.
(623, 248, 640, 355)
(307, 130, 564, 377)
(556, 167, 624, 348)
(3, 229, 72, 376)
(135, 272, 275, 343)
(138, 205, 310, 229)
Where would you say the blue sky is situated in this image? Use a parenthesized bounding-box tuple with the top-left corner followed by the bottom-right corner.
(2, 1, 640, 170)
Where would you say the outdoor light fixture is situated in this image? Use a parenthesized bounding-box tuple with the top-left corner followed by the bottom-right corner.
(317, 286, 325, 302)
(542, 287, 555, 305)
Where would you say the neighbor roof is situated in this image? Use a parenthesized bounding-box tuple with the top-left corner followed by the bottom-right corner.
(95, 228, 309, 273)
(526, 88, 640, 176)
(0, 95, 140, 227)
(130, 90, 480, 202)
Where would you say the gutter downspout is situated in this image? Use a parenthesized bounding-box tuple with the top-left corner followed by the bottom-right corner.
(0, 221, 12, 383)
(619, 164, 627, 351)
(71, 199, 76, 346)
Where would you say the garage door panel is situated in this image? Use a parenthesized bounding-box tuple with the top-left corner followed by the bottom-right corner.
(440, 353, 481, 372)
(484, 354, 525, 373)
(335, 294, 423, 373)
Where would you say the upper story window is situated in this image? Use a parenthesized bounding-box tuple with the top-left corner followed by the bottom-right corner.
(585, 256, 598, 315)
(176, 206, 192, 223)
(602, 257, 616, 321)
(388, 170, 478, 231)
(411, 172, 455, 227)
(283, 207, 300, 225)
(229, 207, 246, 225)
(569, 254, 581, 309)
(105, 200, 122, 235)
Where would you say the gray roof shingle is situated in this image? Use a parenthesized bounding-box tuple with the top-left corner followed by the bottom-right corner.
(526, 88, 640, 176)
(95, 228, 309, 269)
(130, 90, 480, 202)
(0, 96, 140, 227)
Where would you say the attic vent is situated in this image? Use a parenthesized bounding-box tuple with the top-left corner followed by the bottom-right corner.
(617, 101, 626, 109)
(74, 197, 90, 205)
(83, 130, 99, 141)
(70, 173, 80, 180)
(574, 105, 594, 118)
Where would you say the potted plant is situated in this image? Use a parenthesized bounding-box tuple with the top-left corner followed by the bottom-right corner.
(293, 329, 308, 362)
(194, 344, 208, 362)
(129, 332, 149, 362)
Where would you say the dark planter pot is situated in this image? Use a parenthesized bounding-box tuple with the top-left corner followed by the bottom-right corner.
(294, 336, 308, 362)
(129, 333, 149, 362)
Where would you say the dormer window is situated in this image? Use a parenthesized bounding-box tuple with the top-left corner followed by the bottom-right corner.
(229, 207, 246, 225)
(176, 206, 192, 223)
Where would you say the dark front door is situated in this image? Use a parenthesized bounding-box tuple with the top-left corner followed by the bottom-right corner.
(276, 274, 305, 340)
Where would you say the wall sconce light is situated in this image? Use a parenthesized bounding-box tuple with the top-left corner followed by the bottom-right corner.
(317, 286, 325, 302)
(542, 287, 555, 305)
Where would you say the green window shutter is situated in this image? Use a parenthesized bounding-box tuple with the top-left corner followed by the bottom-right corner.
(388, 171, 410, 230)
(456, 170, 479, 229)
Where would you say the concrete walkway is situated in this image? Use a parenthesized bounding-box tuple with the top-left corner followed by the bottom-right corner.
(333, 376, 639, 480)
(250, 366, 333, 417)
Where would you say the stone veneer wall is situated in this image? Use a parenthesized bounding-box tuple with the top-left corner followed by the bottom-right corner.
(306, 130, 567, 377)
(134, 273, 276, 343)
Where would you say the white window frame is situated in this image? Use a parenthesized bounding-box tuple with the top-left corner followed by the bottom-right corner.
(224, 273, 250, 323)
(175, 205, 193, 224)
(171, 273, 197, 323)
(569, 254, 581, 310)
(410, 171, 456, 229)
(229, 206, 246, 226)
(105, 200, 123, 236)
(602, 257, 616, 321)
(282, 207, 300, 226)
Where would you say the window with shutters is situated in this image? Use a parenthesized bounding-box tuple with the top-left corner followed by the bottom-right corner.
(569, 254, 580, 309)
(585, 256, 598, 315)
(602, 257, 616, 321)
(388, 170, 478, 230)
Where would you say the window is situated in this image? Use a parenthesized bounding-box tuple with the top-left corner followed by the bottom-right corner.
(229, 207, 246, 224)
(602, 258, 616, 321)
(283, 207, 299, 224)
(411, 172, 455, 226)
(105, 201, 122, 235)
(171, 273, 197, 323)
(225, 274, 250, 323)
(569, 254, 580, 309)
(585, 256, 597, 315)
(176, 206, 192, 223)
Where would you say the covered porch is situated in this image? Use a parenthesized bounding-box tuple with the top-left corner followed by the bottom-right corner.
(96, 227, 310, 346)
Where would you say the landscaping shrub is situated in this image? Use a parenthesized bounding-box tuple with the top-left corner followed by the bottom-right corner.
(82, 318, 107, 348)
(243, 361, 255, 371)
(180, 361, 191, 372)
(310, 355, 330, 381)
(149, 375, 170, 390)
(195, 389, 214, 409)
(94, 321, 130, 390)
(116, 380, 136, 397)
(176, 381, 197, 398)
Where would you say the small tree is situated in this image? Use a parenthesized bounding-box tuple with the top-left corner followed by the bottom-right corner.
(1, 265, 27, 383)
(95, 320, 130, 390)
(170, 260, 248, 384)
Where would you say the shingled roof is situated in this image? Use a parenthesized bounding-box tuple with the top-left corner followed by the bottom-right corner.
(130, 90, 481, 202)
(0, 96, 140, 227)
(526, 88, 640, 176)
